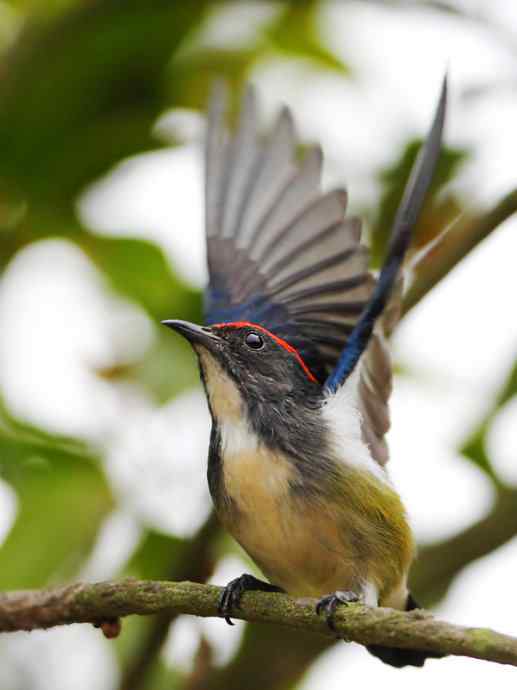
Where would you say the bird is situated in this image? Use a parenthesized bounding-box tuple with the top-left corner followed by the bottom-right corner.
(162, 76, 447, 668)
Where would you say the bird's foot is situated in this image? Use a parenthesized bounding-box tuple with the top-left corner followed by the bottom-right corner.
(218, 573, 283, 625)
(316, 590, 361, 633)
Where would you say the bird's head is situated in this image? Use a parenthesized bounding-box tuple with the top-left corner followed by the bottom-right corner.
(162, 319, 321, 424)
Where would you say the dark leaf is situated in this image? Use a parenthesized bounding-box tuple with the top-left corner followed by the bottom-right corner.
(0, 0, 211, 208)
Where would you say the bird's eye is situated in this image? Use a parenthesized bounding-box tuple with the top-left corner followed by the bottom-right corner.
(245, 332, 264, 350)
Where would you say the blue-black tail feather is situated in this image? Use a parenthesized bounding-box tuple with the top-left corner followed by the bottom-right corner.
(325, 74, 447, 393)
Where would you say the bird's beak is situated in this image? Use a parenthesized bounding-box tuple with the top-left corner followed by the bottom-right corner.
(161, 319, 220, 350)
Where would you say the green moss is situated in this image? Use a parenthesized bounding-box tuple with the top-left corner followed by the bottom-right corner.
(469, 628, 496, 654)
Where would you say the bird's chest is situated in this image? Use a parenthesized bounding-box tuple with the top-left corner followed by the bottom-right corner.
(217, 421, 295, 532)
(212, 421, 344, 595)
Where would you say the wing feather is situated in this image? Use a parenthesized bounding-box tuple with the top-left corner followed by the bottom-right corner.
(236, 107, 296, 248)
(204, 84, 374, 380)
(205, 81, 229, 240)
(203, 79, 445, 466)
(220, 86, 260, 239)
(245, 146, 322, 255)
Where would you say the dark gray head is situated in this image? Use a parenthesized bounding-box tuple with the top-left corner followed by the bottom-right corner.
(163, 319, 336, 491)
(163, 319, 320, 403)
(162, 319, 322, 433)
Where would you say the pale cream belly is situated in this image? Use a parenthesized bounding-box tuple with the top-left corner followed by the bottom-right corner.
(219, 445, 365, 598)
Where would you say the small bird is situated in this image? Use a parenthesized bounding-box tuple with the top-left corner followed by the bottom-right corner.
(163, 77, 447, 667)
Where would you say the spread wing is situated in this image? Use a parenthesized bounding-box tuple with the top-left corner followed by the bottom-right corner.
(202, 77, 446, 466)
(203, 82, 373, 383)
(358, 278, 403, 465)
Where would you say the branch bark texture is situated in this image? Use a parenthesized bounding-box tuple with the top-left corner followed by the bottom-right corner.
(0, 579, 516, 667)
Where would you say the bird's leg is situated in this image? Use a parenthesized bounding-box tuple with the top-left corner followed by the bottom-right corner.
(218, 573, 284, 625)
(316, 590, 362, 633)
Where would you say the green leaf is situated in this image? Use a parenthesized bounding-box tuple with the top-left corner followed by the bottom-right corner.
(0, 202, 203, 328)
(265, 0, 349, 74)
(168, 47, 261, 113)
(79, 233, 203, 322)
(0, 0, 210, 209)
(460, 423, 493, 479)
(3, 0, 80, 19)
(0, 425, 113, 588)
(125, 530, 184, 581)
(460, 356, 517, 482)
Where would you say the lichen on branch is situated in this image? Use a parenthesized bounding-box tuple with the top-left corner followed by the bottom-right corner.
(0, 579, 515, 667)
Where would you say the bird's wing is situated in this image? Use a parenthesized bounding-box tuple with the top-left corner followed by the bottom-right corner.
(357, 279, 402, 465)
(324, 75, 447, 465)
(204, 82, 373, 382)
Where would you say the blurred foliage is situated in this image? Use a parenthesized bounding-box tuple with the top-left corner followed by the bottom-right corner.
(0, 1, 210, 209)
(0, 398, 112, 588)
(0, 1, 515, 690)
(460, 354, 517, 483)
(370, 139, 467, 265)
(265, 0, 348, 74)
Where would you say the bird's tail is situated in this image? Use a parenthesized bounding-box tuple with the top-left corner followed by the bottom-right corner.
(366, 593, 444, 668)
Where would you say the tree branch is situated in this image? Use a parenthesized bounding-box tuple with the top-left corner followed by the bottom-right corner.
(411, 486, 517, 607)
(0, 579, 516, 667)
(403, 187, 517, 315)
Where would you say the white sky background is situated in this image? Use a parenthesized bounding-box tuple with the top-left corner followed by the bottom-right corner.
(1, 1, 517, 688)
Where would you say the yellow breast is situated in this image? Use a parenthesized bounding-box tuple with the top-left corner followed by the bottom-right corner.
(218, 427, 363, 596)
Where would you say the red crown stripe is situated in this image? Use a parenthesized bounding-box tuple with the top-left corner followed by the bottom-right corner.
(211, 321, 318, 383)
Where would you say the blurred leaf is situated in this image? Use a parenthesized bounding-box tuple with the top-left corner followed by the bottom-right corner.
(266, 0, 349, 74)
(126, 513, 218, 583)
(0, 0, 211, 209)
(0, 416, 113, 588)
(4, 0, 79, 17)
(139, 663, 183, 690)
(81, 231, 203, 403)
(0, 3, 22, 54)
(370, 140, 467, 266)
(168, 0, 349, 113)
(125, 529, 184, 581)
(119, 333, 199, 404)
(0, 396, 90, 454)
(460, 355, 517, 482)
(168, 47, 260, 113)
(79, 233, 202, 321)
(460, 424, 494, 479)
(0, 202, 202, 329)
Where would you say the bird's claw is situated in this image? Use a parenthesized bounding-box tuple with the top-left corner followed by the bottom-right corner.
(218, 574, 256, 625)
(218, 573, 283, 625)
(316, 590, 361, 633)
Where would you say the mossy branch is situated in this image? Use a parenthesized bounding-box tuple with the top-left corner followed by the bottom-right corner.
(0, 579, 515, 667)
